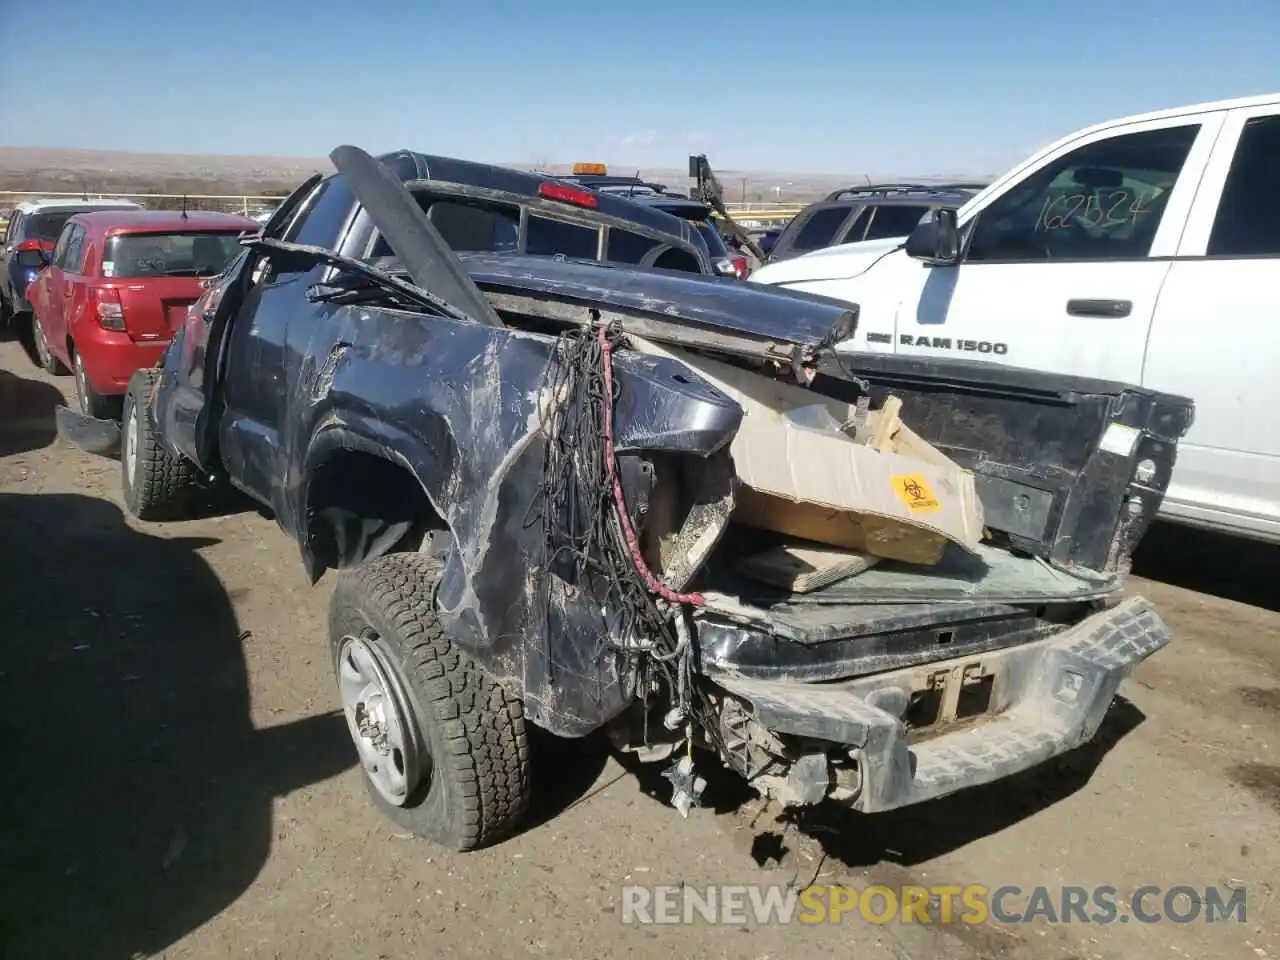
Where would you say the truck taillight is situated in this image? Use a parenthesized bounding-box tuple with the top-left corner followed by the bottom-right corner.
(93, 287, 125, 331)
(539, 182, 598, 208)
(13, 238, 54, 268)
(730, 255, 749, 279)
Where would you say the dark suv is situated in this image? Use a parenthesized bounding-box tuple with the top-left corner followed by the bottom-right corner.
(766, 183, 987, 262)
(559, 174, 747, 278)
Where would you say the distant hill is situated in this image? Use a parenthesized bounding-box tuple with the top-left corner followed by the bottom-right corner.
(0, 146, 990, 206)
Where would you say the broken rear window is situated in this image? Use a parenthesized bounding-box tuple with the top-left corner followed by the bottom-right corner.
(526, 215, 597, 259)
(606, 228, 664, 265)
(371, 198, 520, 257)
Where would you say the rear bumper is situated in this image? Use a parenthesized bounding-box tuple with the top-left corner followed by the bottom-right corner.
(712, 596, 1169, 814)
(76, 328, 168, 395)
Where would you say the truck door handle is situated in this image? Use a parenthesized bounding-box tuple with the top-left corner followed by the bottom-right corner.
(1067, 298, 1131, 318)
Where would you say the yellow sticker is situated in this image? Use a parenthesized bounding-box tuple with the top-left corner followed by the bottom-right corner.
(892, 474, 941, 512)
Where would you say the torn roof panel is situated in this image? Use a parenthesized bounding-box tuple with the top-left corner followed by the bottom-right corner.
(455, 252, 859, 349)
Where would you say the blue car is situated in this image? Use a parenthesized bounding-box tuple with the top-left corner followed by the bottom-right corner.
(0, 198, 141, 328)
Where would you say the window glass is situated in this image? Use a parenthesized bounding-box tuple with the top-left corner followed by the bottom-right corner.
(650, 248, 701, 273)
(607, 229, 663, 265)
(428, 200, 518, 252)
(839, 208, 872, 244)
(691, 220, 728, 257)
(63, 226, 86, 273)
(51, 225, 73, 268)
(526, 215, 598, 259)
(1207, 114, 1280, 257)
(369, 196, 520, 257)
(865, 204, 931, 240)
(966, 124, 1200, 263)
(26, 212, 77, 242)
(289, 179, 355, 249)
(789, 206, 851, 253)
(103, 232, 244, 277)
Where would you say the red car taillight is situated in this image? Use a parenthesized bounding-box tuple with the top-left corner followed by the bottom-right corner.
(715, 255, 750, 280)
(93, 287, 125, 331)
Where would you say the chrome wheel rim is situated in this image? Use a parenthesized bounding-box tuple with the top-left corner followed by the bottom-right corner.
(124, 398, 139, 486)
(33, 317, 50, 366)
(74, 354, 89, 414)
(337, 633, 426, 806)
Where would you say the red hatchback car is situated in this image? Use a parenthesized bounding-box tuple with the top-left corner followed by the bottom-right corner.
(27, 209, 258, 417)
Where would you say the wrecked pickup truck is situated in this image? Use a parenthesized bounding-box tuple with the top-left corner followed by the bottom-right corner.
(121, 145, 1194, 851)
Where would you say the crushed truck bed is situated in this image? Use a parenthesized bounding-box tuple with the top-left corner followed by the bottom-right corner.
(719, 542, 1117, 606)
(691, 535, 1120, 682)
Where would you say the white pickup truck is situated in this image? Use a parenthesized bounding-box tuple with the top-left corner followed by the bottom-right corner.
(750, 92, 1280, 544)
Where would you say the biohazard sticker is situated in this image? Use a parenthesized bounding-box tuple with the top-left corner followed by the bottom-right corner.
(891, 474, 941, 512)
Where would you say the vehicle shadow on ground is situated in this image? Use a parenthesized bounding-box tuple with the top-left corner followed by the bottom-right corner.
(0, 493, 354, 960)
(522, 730, 613, 832)
(1131, 521, 1278, 612)
(620, 695, 1145, 871)
(2, 311, 45, 368)
(0, 367, 63, 457)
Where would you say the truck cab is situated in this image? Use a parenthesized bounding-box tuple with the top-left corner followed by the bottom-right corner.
(749, 92, 1280, 544)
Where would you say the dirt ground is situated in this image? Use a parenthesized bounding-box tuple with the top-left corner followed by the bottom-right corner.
(1, 333, 1276, 960)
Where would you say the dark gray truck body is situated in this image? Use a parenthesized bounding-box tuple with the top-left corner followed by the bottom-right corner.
(146, 146, 1191, 817)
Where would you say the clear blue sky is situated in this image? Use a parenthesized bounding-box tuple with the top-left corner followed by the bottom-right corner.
(2, 0, 1277, 174)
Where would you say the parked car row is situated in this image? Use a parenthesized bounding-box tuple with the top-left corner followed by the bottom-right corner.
(1, 198, 143, 328)
(27, 209, 260, 418)
(8, 155, 762, 425)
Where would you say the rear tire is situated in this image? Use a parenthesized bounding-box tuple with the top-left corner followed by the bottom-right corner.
(32, 312, 67, 375)
(72, 348, 120, 419)
(328, 553, 532, 850)
(121, 368, 197, 521)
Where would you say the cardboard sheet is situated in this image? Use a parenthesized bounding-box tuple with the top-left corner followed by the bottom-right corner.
(630, 338, 985, 565)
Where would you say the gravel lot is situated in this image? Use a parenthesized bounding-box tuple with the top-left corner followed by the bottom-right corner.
(0, 334, 1276, 960)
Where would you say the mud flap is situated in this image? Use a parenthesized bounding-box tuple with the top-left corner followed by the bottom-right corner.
(55, 405, 121, 457)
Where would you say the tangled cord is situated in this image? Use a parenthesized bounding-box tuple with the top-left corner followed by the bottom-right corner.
(530, 320, 748, 771)
(532, 321, 685, 681)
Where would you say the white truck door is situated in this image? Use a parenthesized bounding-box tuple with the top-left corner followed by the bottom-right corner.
(893, 113, 1224, 383)
(1142, 104, 1280, 542)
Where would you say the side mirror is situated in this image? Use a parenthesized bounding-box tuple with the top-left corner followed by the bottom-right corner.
(39, 247, 54, 266)
(905, 208, 960, 265)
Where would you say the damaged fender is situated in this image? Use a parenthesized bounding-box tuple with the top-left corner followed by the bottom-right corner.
(289, 309, 742, 735)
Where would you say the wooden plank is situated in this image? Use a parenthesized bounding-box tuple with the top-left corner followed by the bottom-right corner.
(738, 540, 881, 593)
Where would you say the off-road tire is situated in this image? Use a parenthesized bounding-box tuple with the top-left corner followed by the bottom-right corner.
(121, 368, 197, 521)
(328, 553, 531, 850)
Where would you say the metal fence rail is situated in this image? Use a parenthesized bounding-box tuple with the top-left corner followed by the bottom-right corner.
(0, 190, 803, 235)
(0, 190, 287, 218)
